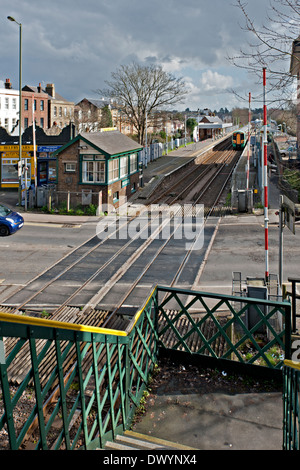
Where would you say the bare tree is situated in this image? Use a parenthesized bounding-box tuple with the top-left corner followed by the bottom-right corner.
(228, 0, 300, 106)
(98, 62, 187, 145)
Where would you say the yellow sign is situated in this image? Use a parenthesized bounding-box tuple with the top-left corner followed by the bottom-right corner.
(100, 127, 117, 132)
(0, 145, 33, 151)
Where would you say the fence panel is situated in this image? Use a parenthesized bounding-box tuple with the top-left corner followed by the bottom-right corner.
(283, 360, 300, 450)
(0, 299, 158, 450)
(156, 286, 291, 370)
(0, 285, 293, 450)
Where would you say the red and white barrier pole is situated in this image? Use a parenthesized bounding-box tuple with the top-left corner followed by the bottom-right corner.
(263, 68, 269, 281)
(246, 92, 251, 190)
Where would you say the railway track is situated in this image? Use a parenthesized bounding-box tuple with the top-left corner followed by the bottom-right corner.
(0, 142, 241, 449)
(1, 142, 240, 317)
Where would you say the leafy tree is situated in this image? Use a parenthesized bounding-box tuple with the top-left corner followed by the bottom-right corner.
(186, 117, 198, 137)
(98, 62, 187, 145)
(100, 104, 113, 128)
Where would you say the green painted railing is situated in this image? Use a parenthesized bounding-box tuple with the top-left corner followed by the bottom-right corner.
(0, 288, 158, 450)
(156, 286, 291, 370)
(283, 360, 300, 450)
(0, 285, 292, 450)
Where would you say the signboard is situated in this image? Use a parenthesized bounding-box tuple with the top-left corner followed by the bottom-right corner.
(37, 145, 61, 154)
(281, 195, 295, 234)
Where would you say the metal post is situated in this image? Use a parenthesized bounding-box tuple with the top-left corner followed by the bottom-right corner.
(246, 92, 251, 190)
(145, 111, 148, 165)
(7, 16, 22, 207)
(279, 195, 283, 289)
(32, 96, 37, 191)
(263, 68, 269, 282)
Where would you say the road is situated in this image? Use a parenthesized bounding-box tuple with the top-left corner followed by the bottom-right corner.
(0, 220, 96, 302)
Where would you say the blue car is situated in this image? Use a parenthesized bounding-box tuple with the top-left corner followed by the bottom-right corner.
(0, 204, 24, 236)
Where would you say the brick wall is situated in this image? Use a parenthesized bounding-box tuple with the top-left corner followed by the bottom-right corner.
(56, 143, 140, 210)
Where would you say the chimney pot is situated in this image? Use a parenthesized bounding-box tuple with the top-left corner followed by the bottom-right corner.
(5, 78, 12, 89)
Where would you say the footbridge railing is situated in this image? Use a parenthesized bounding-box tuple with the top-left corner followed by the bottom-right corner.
(283, 360, 300, 450)
(0, 285, 293, 450)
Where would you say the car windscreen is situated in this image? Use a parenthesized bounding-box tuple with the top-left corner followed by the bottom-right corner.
(0, 205, 12, 217)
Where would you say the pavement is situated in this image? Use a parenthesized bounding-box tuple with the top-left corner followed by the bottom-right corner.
(132, 358, 283, 451)
(0, 136, 297, 451)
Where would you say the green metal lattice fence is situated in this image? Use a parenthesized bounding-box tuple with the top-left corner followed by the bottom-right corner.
(283, 360, 300, 450)
(0, 285, 294, 450)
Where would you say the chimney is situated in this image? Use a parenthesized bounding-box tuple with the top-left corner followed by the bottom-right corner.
(5, 78, 12, 89)
(38, 83, 42, 93)
(46, 83, 55, 98)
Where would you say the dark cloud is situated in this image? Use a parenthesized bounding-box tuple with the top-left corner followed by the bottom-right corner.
(1, 0, 278, 110)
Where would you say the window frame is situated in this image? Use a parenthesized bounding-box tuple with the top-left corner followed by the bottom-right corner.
(108, 158, 119, 183)
(81, 155, 106, 184)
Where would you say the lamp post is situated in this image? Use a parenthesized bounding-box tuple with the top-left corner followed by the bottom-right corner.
(7, 16, 22, 207)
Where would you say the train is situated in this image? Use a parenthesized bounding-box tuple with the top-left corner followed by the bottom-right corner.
(232, 131, 246, 150)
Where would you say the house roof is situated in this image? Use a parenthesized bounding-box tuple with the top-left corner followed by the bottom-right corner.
(54, 130, 143, 157)
(22, 85, 74, 104)
(22, 85, 49, 98)
(79, 98, 112, 108)
(80, 131, 142, 155)
(199, 115, 222, 124)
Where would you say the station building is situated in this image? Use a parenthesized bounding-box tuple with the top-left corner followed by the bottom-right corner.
(194, 115, 233, 141)
(53, 130, 143, 210)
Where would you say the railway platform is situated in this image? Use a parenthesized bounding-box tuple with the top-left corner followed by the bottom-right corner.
(136, 136, 227, 200)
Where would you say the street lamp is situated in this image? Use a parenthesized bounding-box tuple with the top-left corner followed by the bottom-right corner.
(7, 16, 22, 207)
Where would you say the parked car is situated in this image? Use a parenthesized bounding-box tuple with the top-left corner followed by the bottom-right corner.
(0, 204, 24, 236)
(280, 146, 297, 158)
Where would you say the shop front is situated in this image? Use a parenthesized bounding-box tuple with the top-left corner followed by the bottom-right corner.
(37, 145, 61, 186)
(0, 144, 34, 188)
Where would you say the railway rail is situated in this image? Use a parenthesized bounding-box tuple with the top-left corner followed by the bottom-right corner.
(0, 141, 242, 449)
(1, 141, 241, 318)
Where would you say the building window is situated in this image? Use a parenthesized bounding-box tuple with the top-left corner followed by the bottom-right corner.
(130, 153, 138, 173)
(120, 156, 128, 178)
(12, 98, 16, 110)
(34, 100, 37, 111)
(24, 118, 29, 129)
(4, 118, 9, 130)
(54, 106, 57, 117)
(5, 98, 9, 109)
(82, 160, 105, 183)
(40, 118, 44, 128)
(40, 100, 44, 111)
(113, 191, 119, 203)
(59, 107, 62, 117)
(24, 99, 28, 111)
(108, 158, 119, 182)
(65, 162, 76, 173)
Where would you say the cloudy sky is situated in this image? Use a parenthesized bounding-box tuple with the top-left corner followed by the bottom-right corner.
(0, 0, 294, 112)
